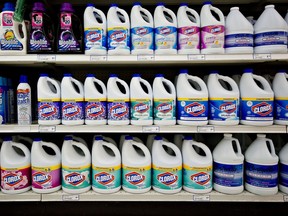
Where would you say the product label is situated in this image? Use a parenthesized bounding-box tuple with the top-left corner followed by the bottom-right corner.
(183, 164, 212, 190)
(38, 101, 61, 121)
(62, 165, 91, 189)
(245, 161, 278, 188)
(0, 87, 7, 124)
(131, 99, 152, 121)
(85, 100, 106, 121)
(122, 165, 151, 190)
(201, 25, 225, 50)
(131, 27, 154, 51)
(177, 98, 208, 121)
(213, 162, 243, 187)
(274, 98, 288, 121)
(152, 165, 182, 190)
(241, 98, 273, 121)
(1, 166, 31, 191)
(280, 163, 288, 187)
(92, 164, 121, 190)
(17, 89, 32, 125)
(32, 164, 61, 189)
(62, 101, 84, 121)
(254, 31, 287, 47)
(107, 100, 129, 121)
(178, 26, 200, 51)
(107, 27, 130, 51)
(209, 98, 239, 121)
(154, 99, 176, 121)
(225, 33, 254, 48)
(155, 26, 177, 51)
(84, 28, 106, 51)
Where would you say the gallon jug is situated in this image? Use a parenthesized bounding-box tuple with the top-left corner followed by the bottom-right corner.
(61, 74, 84, 125)
(94, 135, 117, 147)
(152, 136, 182, 194)
(130, 74, 153, 125)
(107, 4, 130, 55)
(279, 142, 288, 194)
(120, 135, 143, 151)
(62, 136, 91, 194)
(182, 136, 212, 194)
(207, 71, 239, 125)
(153, 74, 176, 125)
(225, 7, 254, 54)
(213, 134, 244, 194)
(84, 3, 107, 55)
(84, 74, 107, 125)
(31, 138, 61, 194)
(37, 74, 61, 125)
(130, 2, 154, 55)
(245, 134, 279, 195)
(146, 134, 169, 153)
(107, 74, 130, 125)
(1, 137, 31, 194)
(200, 1, 225, 54)
(154, 3, 177, 55)
(17, 75, 32, 125)
(92, 136, 121, 194)
(240, 69, 274, 126)
(177, 69, 208, 125)
(177, 3, 200, 54)
(122, 136, 151, 194)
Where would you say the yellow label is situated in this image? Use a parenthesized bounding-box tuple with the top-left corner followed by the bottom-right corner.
(275, 97, 288, 100)
(152, 164, 182, 171)
(62, 98, 83, 102)
(122, 165, 151, 171)
(210, 97, 237, 100)
(178, 98, 208, 101)
(62, 164, 91, 170)
(1, 165, 31, 170)
(241, 97, 273, 101)
(108, 99, 129, 102)
(130, 98, 150, 101)
(108, 27, 127, 31)
(85, 27, 101, 31)
(85, 98, 106, 102)
(32, 164, 61, 172)
(154, 98, 174, 102)
(183, 164, 212, 171)
(92, 164, 121, 171)
(38, 98, 60, 102)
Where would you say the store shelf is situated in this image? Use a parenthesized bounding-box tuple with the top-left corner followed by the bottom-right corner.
(0, 191, 41, 202)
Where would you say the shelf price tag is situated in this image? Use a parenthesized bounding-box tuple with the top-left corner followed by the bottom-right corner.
(197, 126, 215, 133)
(142, 126, 160, 133)
(284, 195, 288, 202)
(193, 195, 210, 202)
(37, 55, 56, 62)
(38, 125, 56, 132)
(253, 54, 271, 60)
(137, 55, 155, 61)
(62, 194, 79, 201)
(90, 55, 107, 61)
(188, 54, 205, 61)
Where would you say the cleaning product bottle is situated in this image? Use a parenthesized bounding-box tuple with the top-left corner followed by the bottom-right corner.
(120, 135, 143, 151)
(279, 142, 288, 194)
(7, 78, 15, 124)
(0, 77, 7, 124)
(17, 75, 32, 125)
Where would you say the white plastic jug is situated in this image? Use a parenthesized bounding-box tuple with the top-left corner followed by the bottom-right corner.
(119, 135, 143, 152)
(146, 134, 168, 153)
(279, 142, 288, 194)
(245, 134, 279, 195)
(94, 135, 117, 147)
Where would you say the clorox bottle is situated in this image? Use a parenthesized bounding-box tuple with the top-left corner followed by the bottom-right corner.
(245, 134, 279, 195)
(240, 69, 274, 126)
(213, 134, 244, 194)
(279, 142, 288, 194)
(120, 135, 143, 151)
(31, 138, 61, 194)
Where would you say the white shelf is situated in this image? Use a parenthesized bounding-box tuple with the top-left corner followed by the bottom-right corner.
(0, 191, 41, 202)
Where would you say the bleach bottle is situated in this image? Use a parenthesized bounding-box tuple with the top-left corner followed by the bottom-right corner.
(245, 134, 279, 195)
(17, 75, 32, 125)
(120, 135, 143, 151)
(84, 74, 107, 125)
(177, 3, 200, 54)
(31, 138, 61, 194)
(130, 74, 153, 125)
(200, 1, 225, 54)
(240, 69, 274, 126)
(213, 134, 244, 194)
(107, 4, 130, 55)
(61, 74, 84, 125)
(84, 3, 107, 55)
(154, 3, 177, 55)
(177, 69, 208, 125)
(279, 143, 288, 194)
(130, 2, 154, 55)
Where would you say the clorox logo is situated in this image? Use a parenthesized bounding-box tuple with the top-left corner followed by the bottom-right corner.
(157, 172, 178, 186)
(220, 102, 236, 113)
(160, 27, 171, 35)
(185, 102, 205, 116)
(95, 172, 114, 185)
(110, 104, 128, 118)
(86, 104, 104, 117)
(252, 102, 272, 116)
(157, 103, 172, 113)
(191, 172, 210, 185)
(134, 103, 149, 113)
(184, 27, 196, 35)
(125, 172, 145, 185)
(210, 26, 223, 34)
(3, 173, 23, 186)
(33, 172, 51, 185)
(87, 31, 101, 42)
(65, 172, 85, 186)
(136, 27, 148, 36)
(62, 104, 80, 117)
(110, 31, 126, 42)
(39, 104, 57, 117)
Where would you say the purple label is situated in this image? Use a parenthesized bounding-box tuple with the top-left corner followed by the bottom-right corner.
(108, 101, 129, 121)
(1, 167, 31, 191)
(32, 166, 61, 190)
(178, 26, 200, 50)
(85, 101, 106, 121)
(38, 101, 60, 121)
(62, 101, 84, 121)
(201, 25, 225, 50)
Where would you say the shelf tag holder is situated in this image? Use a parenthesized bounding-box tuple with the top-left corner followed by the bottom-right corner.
(197, 126, 215, 133)
(90, 55, 107, 61)
(188, 54, 205, 61)
(137, 55, 155, 61)
(37, 55, 56, 62)
(38, 125, 56, 132)
(62, 194, 79, 201)
(142, 126, 160, 133)
(193, 195, 210, 202)
(253, 54, 271, 60)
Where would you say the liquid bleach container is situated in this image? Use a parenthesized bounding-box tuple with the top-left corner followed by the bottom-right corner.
(200, 2, 225, 54)
(130, 2, 154, 55)
(177, 3, 200, 54)
(31, 138, 61, 194)
(240, 69, 274, 126)
(213, 134, 244, 194)
(207, 71, 239, 125)
(279, 143, 288, 194)
(1, 137, 31, 194)
(177, 69, 208, 125)
(146, 134, 168, 153)
(119, 135, 143, 151)
(245, 134, 279, 195)
(92, 136, 121, 194)
(84, 74, 107, 125)
(61, 74, 84, 125)
(122, 136, 151, 194)
(225, 7, 254, 54)
(154, 3, 177, 55)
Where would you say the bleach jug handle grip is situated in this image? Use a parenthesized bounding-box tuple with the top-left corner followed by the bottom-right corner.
(187, 75, 208, 92)
(266, 138, 276, 156)
(12, 143, 30, 158)
(103, 142, 121, 159)
(193, 142, 212, 158)
(140, 8, 153, 24)
(94, 78, 107, 97)
(13, 20, 27, 40)
(186, 8, 200, 24)
(163, 141, 182, 158)
(131, 141, 151, 159)
(73, 143, 91, 160)
(71, 78, 84, 96)
(218, 75, 239, 92)
(117, 79, 130, 95)
(43, 142, 61, 159)
(140, 78, 153, 96)
(163, 79, 176, 96)
(93, 8, 106, 22)
(163, 8, 177, 23)
(133, 137, 143, 143)
(252, 75, 273, 91)
(47, 77, 61, 96)
(231, 138, 243, 156)
(118, 8, 130, 23)
(103, 136, 116, 146)
(210, 6, 225, 23)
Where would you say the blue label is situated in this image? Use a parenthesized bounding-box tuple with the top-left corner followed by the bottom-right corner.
(241, 98, 273, 121)
(62, 101, 84, 121)
(275, 99, 288, 121)
(131, 27, 154, 51)
(280, 163, 288, 187)
(225, 34, 253, 48)
(254, 31, 287, 47)
(209, 98, 239, 121)
(107, 101, 129, 121)
(177, 99, 208, 121)
(38, 101, 61, 121)
(85, 101, 106, 121)
(84, 28, 106, 51)
(1, 30, 24, 50)
(107, 28, 130, 51)
(155, 26, 177, 51)
(213, 162, 243, 187)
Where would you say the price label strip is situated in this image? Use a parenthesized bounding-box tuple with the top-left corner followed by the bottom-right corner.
(193, 195, 210, 202)
(188, 54, 205, 61)
(142, 126, 160, 133)
(62, 194, 80, 201)
(284, 195, 288, 202)
(37, 55, 56, 62)
(197, 126, 215, 133)
(38, 125, 56, 132)
(137, 55, 155, 61)
(253, 54, 271, 60)
(90, 55, 107, 61)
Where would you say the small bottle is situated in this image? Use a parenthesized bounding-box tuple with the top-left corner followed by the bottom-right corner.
(17, 75, 32, 125)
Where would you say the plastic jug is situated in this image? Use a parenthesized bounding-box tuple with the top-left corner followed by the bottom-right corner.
(177, 3, 200, 54)
(240, 68, 274, 126)
(119, 135, 143, 152)
(279, 142, 288, 194)
(245, 134, 279, 195)
(213, 134, 244, 194)
(177, 69, 208, 125)
(17, 75, 32, 125)
(146, 134, 168, 153)
(31, 138, 61, 194)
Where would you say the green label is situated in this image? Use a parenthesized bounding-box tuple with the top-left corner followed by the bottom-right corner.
(152, 165, 182, 190)
(131, 99, 152, 121)
(183, 165, 212, 190)
(92, 165, 121, 190)
(62, 166, 91, 190)
(154, 99, 176, 121)
(122, 165, 151, 190)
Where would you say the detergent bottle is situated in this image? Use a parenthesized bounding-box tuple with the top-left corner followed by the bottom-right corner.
(119, 135, 143, 151)
(17, 75, 32, 125)
(279, 142, 288, 194)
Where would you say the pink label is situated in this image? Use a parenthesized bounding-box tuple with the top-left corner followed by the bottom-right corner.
(32, 167, 61, 189)
(178, 26, 200, 50)
(60, 13, 72, 29)
(2, 12, 13, 27)
(1, 167, 31, 191)
(32, 12, 43, 27)
(201, 25, 225, 50)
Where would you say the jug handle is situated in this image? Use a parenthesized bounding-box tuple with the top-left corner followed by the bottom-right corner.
(163, 141, 182, 157)
(210, 6, 225, 23)
(71, 78, 84, 97)
(163, 78, 176, 96)
(12, 135, 33, 145)
(93, 77, 107, 97)
(140, 7, 153, 24)
(42, 142, 61, 159)
(231, 137, 243, 157)
(131, 141, 151, 159)
(163, 8, 177, 23)
(13, 20, 27, 40)
(117, 78, 130, 95)
(73, 142, 91, 159)
(193, 142, 212, 158)
(265, 138, 276, 156)
(103, 136, 117, 146)
(218, 75, 239, 92)
(133, 137, 143, 143)
(117, 8, 130, 23)
(140, 78, 153, 96)
(103, 142, 121, 159)
(93, 8, 106, 22)
(252, 74, 273, 92)
(47, 77, 61, 96)
(187, 75, 208, 92)
(186, 8, 200, 24)
(12, 143, 30, 158)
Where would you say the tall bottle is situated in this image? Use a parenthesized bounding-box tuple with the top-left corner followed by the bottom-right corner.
(17, 75, 32, 125)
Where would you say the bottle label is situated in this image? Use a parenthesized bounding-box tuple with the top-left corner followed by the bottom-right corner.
(152, 165, 182, 190)
(155, 26, 177, 51)
(245, 161, 278, 188)
(131, 27, 154, 51)
(254, 31, 287, 47)
(201, 25, 225, 50)
(154, 99, 176, 121)
(92, 165, 121, 190)
(1, 166, 31, 191)
(183, 164, 212, 190)
(209, 98, 239, 121)
(38, 101, 61, 121)
(17, 89, 32, 125)
(107, 100, 129, 121)
(131, 99, 152, 121)
(274, 98, 288, 121)
(85, 100, 106, 121)
(178, 26, 200, 51)
(62, 101, 84, 121)
(213, 162, 243, 187)
(177, 98, 208, 121)
(122, 165, 151, 190)
(225, 33, 254, 48)
(32, 164, 61, 190)
(62, 165, 91, 189)
(280, 163, 288, 187)
(241, 98, 273, 121)
(0, 87, 7, 124)
(84, 28, 106, 51)
(107, 27, 130, 51)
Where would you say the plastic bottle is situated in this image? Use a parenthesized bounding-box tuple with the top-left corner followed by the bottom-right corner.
(153, 74, 176, 125)
(254, 5, 288, 54)
(17, 75, 32, 125)
(31, 138, 61, 194)
(92, 136, 121, 194)
(122, 136, 151, 194)
(84, 74, 107, 125)
(107, 74, 130, 125)
(130, 74, 153, 125)
(200, 1, 225, 54)
(279, 142, 288, 194)
(84, 3, 107, 55)
(107, 4, 130, 55)
(0, 77, 7, 124)
(0, 137, 31, 194)
(61, 74, 84, 125)
(146, 134, 168, 153)
(245, 134, 279, 195)
(213, 134, 244, 194)
(154, 3, 177, 55)
(119, 135, 143, 151)
(177, 3, 200, 54)
(130, 2, 154, 55)
(7, 78, 15, 123)
(225, 7, 254, 54)
(177, 69, 208, 125)
(240, 68, 274, 126)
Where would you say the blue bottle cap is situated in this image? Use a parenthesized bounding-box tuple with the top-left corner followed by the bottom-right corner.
(203, 1, 212, 5)
(154, 136, 162, 140)
(179, 69, 188, 74)
(243, 68, 253, 73)
(209, 70, 219, 74)
(156, 74, 164, 77)
(184, 136, 192, 140)
(133, 74, 141, 77)
(110, 74, 118, 78)
(20, 75, 28, 83)
(110, 3, 118, 7)
(63, 73, 72, 77)
(87, 3, 95, 7)
(157, 3, 165, 6)
(40, 73, 48, 77)
(180, 3, 188, 7)
(4, 137, 12, 141)
(277, 69, 287, 73)
(64, 136, 73, 141)
(87, 74, 95, 77)
(95, 136, 103, 141)
(133, 2, 141, 6)
(33, 138, 42, 142)
(3, 2, 15, 12)
(125, 136, 133, 140)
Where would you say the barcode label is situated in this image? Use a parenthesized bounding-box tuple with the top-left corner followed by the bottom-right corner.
(38, 125, 56, 132)
(253, 54, 271, 60)
(197, 126, 215, 133)
(90, 55, 107, 61)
